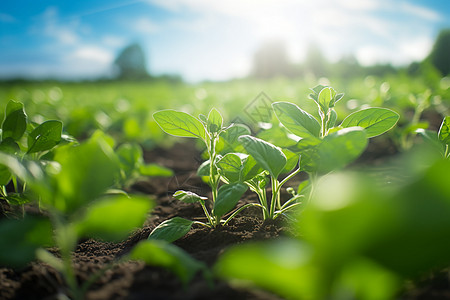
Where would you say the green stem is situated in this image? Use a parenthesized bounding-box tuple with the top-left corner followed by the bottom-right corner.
(269, 177, 279, 219)
(221, 203, 265, 226)
(274, 202, 303, 217)
(199, 200, 214, 227)
(281, 195, 304, 210)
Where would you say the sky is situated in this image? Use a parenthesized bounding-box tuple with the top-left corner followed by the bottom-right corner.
(0, 0, 449, 82)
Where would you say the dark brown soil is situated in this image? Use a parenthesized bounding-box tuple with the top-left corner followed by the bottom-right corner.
(0, 140, 448, 300)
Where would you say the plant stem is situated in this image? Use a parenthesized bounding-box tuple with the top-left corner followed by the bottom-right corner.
(269, 177, 279, 219)
(221, 203, 264, 226)
(199, 200, 214, 226)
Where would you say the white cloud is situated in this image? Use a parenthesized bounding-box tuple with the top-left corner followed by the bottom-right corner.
(397, 2, 442, 21)
(133, 17, 159, 33)
(34, 7, 80, 45)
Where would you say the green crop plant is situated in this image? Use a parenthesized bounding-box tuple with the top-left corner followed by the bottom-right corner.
(268, 85, 399, 202)
(0, 99, 69, 215)
(0, 132, 154, 300)
(216, 147, 450, 300)
(150, 108, 262, 242)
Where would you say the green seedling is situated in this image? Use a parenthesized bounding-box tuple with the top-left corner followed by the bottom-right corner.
(416, 115, 450, 158)
(0, 132, 153, 300)
(0, 100, 66, 214)
(116, 142, 173, 188)
(151, 108, 255, 242)
(270, 85, 399, 201)
(214, 136, 302, 220)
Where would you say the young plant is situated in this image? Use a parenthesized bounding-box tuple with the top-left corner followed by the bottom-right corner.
(151, 108, 252, 241)
(0, 132, 153, 300)
(0, 99, 65, 214)
(271, 85, 400, 198)
(215, 136, 302, 221)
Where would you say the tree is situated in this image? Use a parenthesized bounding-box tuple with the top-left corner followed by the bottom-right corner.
(427, 29, 450, 76)
(251, 40, 292, 78)
(113, 43, 150, 80)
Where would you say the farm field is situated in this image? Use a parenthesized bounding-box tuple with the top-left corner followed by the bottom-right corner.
(1, 74, 450, 300)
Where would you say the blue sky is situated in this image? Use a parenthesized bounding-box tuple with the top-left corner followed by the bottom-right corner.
(0, 0, 449, 82)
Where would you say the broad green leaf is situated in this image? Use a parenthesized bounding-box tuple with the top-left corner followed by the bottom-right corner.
(240, 155, 263, 181)
(438, 116, 450, 145)
(317, 127, 368, 173)
(215, 239, 316, 300)
(76, 195, 153, 241)
(213, 182, 248, 218)
(0, 216, 54, 268)
(220, 123, 251, 144)
(282, 149, 299, 174)
(131, 240, 208, 286)
(153, 110, 206, 140)
(290, 138, 321, 172)
(207, 108, 223, 133)
(173, 190, 207, 203)
(5, 99, 23, 116)
(272, 102, 321, 139)
(341, 108, 399, 138)
(197, 159, 211, 176)
(50, 135, 120, 213)
(27, 120, 62, 153)
(0, 137, 20, 155)
(217, 153, 243, 183)
(219, 123, 251, 152)
(148, 217, 193, 243)
(2, 100, 27, 141)
(139, 163, 173, 177)
(327, 109, 337, 129)
(309, 84, 327, 101)
(239, 135, 287, 178)
(318, 87, 336, 110)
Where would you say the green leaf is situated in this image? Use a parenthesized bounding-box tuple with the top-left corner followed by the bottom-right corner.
(2, 100, 27, 141)
(139, 163, 173, 177)
(0, 137, 20, 155)
(240, 155, 263, 181)
(290, 138, 321, 173)
(341, 108, 399, 138)
(272, 102, 321, 139)
(219, 123, 251, 152)
(76, 195, 153, 242)
(438, 116, 450, 145)
(207, 108, 223, 133)
(148, 217, 194, 243)
(318, 87, 336, 110)
(131, 240, 208, 286)
(0, 216, 54, 268)
(153, 110, 206, 140)
(50, 134, 120, 213)
(197, 159, 211, 176)
(281, 149, 299, 174)
(173, 190, 207, 203)
(215, 239, 315, 300)
(217, 153, 243, 183)
(213, 182, 247, 219)
(239, 135, 287, 178)
(6, 193, 32, 205)
(27, 120, 62, 153)
(317, 127, 368, 173)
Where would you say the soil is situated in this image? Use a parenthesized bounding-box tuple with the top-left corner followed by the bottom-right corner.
(0, 140, 449, 300)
